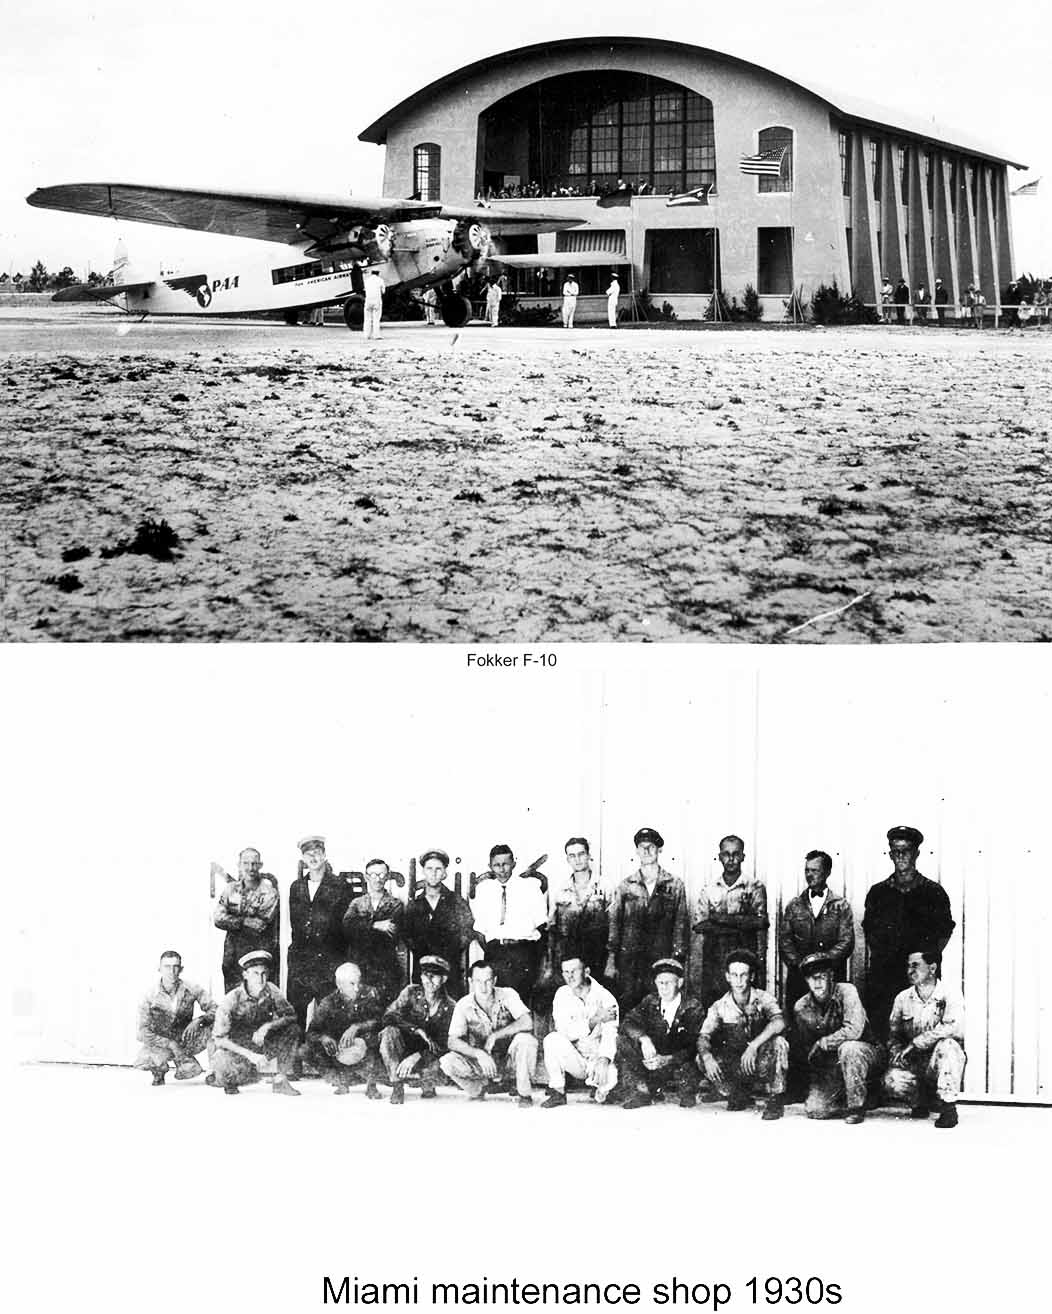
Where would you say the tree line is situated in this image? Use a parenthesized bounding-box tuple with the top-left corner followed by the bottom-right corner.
(1, 261, 110, 291)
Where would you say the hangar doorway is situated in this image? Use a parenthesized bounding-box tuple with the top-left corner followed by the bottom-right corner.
(646, 229, 719, 293)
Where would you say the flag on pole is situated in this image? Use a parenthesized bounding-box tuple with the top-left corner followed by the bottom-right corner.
(666, 184, 712, 207)
(1011, 178, 1040, 196)
(739, 147, 787, 177)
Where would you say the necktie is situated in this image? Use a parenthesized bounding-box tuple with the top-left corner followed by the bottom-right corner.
(499, 884, 507, 927)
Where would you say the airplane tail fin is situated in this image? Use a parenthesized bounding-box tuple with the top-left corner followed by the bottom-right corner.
(110, 237, 132, 283)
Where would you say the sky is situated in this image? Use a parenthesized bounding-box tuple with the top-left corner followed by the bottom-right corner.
(2, 0, 1050, 274)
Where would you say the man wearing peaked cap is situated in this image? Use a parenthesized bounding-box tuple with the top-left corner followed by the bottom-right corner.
(793, 952, 884, 1124)
(606, 827, 688, 1012)
(615, 956, 704, 1108)
(862, 826, 955, 1043)
(380, 955, 456, 1104)
(287, 835, 353, 1030)
(211, 950, 302, 1096)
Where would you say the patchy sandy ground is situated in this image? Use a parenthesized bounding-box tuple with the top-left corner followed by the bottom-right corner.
(2, 308, 1050, 641)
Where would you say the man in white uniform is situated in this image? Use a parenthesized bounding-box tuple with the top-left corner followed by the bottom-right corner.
(561, 273, 579, 328)
(606, 274, 620, 327)
(541, 955, 618, 1106)
(363, 269, 384, 339)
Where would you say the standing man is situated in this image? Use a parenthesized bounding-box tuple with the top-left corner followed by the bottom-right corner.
(485, 278, 503, 327)
(439, 960, 539, 1107)
(893, 276, 910, 324)
(214, 847, 280, 992)
(380, 955, 457, 1104)
(287, 835, 353, 1030)
(933, 278, 948, 324)
(698, 948, 788, 1119)
(211, 950, 301, 1096)
(303, 961, 384, 1097)
(134, 950, 216, 1086)
(363, 269, 384, 339)
(862, 826, 955, 1041)
(561, 272, 579, 328)
(883, 949, 966, 1128)
(606, 273, 620, 327)
(914, 284, 931, 323)
(469, 844, 548, 1005)
(793, 952, 883, 1124)
(403, 849, 476, 997)
(779, 850, 855, 1014)
(616, 958, 704, 1109)
(541, 955, 619, 1107)
(604, 825, 682, 1009)
(606, 828, 689, 1012)
(342, 858, 405, 1005)
(548, 837, 609, 987)
(694, 835, 769, 1007)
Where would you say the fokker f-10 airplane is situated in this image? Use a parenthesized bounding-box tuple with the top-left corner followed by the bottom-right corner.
(26, 182, 585, 328)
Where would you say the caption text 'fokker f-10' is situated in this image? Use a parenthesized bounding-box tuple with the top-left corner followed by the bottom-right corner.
(26, 182, 587, 327)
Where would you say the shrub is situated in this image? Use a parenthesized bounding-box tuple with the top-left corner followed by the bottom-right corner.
(810, 281, 879, 325)
(741, 283, 763, 321)
(508, 301, 559, 326)
(634, 289, 678, 322)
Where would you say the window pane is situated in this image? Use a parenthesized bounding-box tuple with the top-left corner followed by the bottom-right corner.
(654, 93, 683, 123)
(757, 126, 793, 194)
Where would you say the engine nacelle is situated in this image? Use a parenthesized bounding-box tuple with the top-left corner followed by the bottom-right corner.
(308, 223, 393, 265)
(452, 219, 491, 261)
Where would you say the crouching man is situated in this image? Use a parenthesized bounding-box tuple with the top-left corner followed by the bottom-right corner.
(211, 950, 301, 1096)
(541, 955, 619, 1107)
(304, 961, 384, 1097)
(380, 955, 456, 1104)
(615, 958, 704, 1110)
(793, 952, 884, 1124)
(882, 949, 966, 1128)
(134, 949, 216, 1086)
(698, 949, 788, 1119)
(439, 960, 539, 1107)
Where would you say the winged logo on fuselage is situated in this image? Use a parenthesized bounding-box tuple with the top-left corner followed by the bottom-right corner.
(164, 273, 211, 308)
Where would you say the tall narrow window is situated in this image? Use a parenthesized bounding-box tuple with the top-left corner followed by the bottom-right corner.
(757, 126, 793, 193)
(839, 131, 852, 196)
(413, 144, 441, 202)
(870, 139, 882, 198)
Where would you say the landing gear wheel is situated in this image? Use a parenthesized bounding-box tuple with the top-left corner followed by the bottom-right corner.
(343, 297, 364, 330)
(440, 295, 472, 328)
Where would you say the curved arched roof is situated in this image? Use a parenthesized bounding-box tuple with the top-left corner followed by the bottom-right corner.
(358, 35, 1023, 168)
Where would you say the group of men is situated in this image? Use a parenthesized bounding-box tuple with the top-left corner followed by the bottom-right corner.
(135, 825, 965, 1125)
(560, 274, 621, 328)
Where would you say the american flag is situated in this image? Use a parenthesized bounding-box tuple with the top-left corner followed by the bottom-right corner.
(739, 147, 788, 177)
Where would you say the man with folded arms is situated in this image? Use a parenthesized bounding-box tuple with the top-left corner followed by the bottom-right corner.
(134, 949, 216, 1086)
(213, 847, 280, 993)
(882, 949, 966, 1129)
(342, 857, 405, 1005)
(380, 955, 456, 1104)
(404, 849, 476, 998)
(303, 960, 384, 1097)
(615, 958, 704, 1110)
(606, 827, 689, 1012)
(541, 955, 619, 1107)
(698, 948, 788, 1120)
(211, 950, 301, 1096)
(439, 960, 539, 1107)
(793, 952, 883, 1124)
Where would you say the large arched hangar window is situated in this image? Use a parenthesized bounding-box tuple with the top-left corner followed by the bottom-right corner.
(757, 125, 793, 194)
(413, 144, 441, 202)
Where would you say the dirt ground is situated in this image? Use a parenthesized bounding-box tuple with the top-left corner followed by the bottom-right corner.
(2, 308, 1050, 641)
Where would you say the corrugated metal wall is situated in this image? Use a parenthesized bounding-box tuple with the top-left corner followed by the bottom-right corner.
(13, 651, 1049, 1102)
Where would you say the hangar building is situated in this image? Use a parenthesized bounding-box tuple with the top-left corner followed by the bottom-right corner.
(359, 36, 1023, 319)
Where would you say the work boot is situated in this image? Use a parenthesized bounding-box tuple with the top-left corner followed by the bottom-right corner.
(934, 1102, 959, 1129)
(761, 1097, 784, 1121)
(389, 1083, 405, 1106)
(151, 1070, 166, 1087)
(272, 1076, 301, 1097)
(541, 1089, 567, 1109)
(910, 1104, 932, 1119)
(678, 1091, 697, 1109)
(365, 1082, 382, 1100)
(623, 1091, 652, 1110)
(223, 1085, 239, 1095)
(517, 1095, 534, 1109)
(844, 1108, 866, 1125)
(420, 1087, 437, 1100)
(726, 1093, 754, 1112)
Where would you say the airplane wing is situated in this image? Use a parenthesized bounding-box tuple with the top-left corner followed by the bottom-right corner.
(492, 251, 629, 267)
(26, 183, 582, 246)
(52, 279, 154, 303)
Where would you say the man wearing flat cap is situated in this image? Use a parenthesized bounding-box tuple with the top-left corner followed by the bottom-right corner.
(698, 948, 788, 1119)
(303, 961, 384, 1097)
(862, 826, 955, 1042)
(213, 847, 280, 993)
(606, 828, 689, 1012)
(404, 849, 476, 998)
(793, 953, 884, 1124)
(134, 949, 216, 1086)
(615, 957, 704, 1109)
(379, 955, 456, 1104)
(287, 836, 354, 1030)
(470, 844, 548, 1006)
(211, 951, 301, 1096)
(693, 834, 769, 1008)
